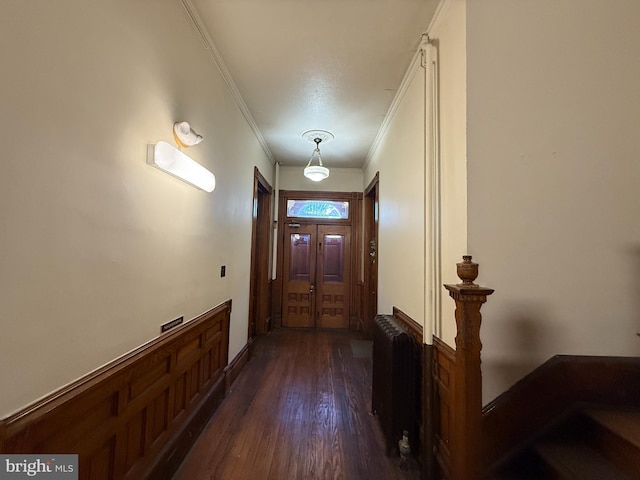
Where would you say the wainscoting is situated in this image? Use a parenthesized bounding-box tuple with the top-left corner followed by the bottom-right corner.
(432, 336, 456, 479)
(0, 300, 233, 480)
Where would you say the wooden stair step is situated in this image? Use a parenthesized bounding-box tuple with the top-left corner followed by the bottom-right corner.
(581, 408, 640, 477)
(584, 408, 640, 450)
(535, 442, 632, 480)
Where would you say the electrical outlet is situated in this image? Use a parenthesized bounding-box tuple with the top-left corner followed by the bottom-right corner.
(221, 265, 226, 277)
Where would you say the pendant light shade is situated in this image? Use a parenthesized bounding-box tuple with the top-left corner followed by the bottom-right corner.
(303, 136, 330, 182)
(304, 164, 330, 182)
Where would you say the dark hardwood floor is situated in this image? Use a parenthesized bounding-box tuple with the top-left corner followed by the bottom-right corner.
(173, 329, 420, 480)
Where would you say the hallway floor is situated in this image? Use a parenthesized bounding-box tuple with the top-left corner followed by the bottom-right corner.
(173, 329, 421, 480)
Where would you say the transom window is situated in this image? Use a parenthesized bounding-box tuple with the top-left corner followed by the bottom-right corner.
(286, 199, 349, 220)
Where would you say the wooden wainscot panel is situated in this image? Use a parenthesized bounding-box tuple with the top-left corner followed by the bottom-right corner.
(433, 336, 455, 479)
(0, 300, 231, 480)
(392, 306, 423, 344)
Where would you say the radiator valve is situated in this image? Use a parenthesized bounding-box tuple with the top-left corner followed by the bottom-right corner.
(398, 430, 411, 471)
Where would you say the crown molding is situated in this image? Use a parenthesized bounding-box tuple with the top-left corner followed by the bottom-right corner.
(363, 0, 452, 171)
(427, 0, 453, 33)
(362, 44, 423, 171)
(179, 0, 275, 164)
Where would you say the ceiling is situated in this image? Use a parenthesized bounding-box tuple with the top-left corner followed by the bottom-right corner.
(189, 0, 440, 169)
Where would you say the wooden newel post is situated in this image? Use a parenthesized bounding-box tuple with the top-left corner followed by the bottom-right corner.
(444, 255, 494, 480)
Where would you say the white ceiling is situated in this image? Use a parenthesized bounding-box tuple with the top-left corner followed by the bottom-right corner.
(189, 0, 440, 168)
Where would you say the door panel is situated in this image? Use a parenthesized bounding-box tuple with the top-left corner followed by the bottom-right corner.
(282, 224, 351, 329)
(282, 224, 316, 327)
(317, 225, 350, 329)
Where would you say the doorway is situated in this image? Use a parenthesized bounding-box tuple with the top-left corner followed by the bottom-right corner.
(248, 167, 273, 342)
(274, 190, 361, 330)
(282, 223, 351, 328)
(363, 173, 379, 338)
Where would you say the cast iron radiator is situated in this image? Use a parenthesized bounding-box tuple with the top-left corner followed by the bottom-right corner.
(372, 314, 421, 456)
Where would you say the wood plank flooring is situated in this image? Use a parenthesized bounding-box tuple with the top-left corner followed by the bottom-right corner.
(173, 329, 420, 480)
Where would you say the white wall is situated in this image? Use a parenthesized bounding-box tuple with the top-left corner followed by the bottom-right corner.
(0, 0, 272, 417)
(364, 61, 427, 327)
(466, 0, 640, 402)
(363, 0, 468, 343)
(278, 166, 363, 193)
(429, 0, 468, 345)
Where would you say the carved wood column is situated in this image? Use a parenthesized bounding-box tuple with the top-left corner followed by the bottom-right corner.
(444, 256, 494, 480)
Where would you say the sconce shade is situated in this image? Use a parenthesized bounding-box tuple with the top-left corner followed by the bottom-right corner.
(173, 121, 203, 148)
(147, 141, 215, 192)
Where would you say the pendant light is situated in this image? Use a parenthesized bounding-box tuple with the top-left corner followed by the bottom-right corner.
(302, 129, 333, 182)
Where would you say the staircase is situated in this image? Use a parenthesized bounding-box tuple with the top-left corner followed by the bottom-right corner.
(491, 407, 640, 479)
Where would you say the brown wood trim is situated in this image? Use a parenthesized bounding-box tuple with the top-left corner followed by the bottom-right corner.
(224, 342, 251, 392)
(482, 355, 640, 474)
(278, 190, 359, 227)
(271, 279, 282, 329)
(392, 306, 423, 344)
(362, 173, 379, 339)
(433, 336, 455, 480)
(0, 300, 232, 480)
(282, 190, 359, 201)
(253, 166, 273, 194)
(433, 335, 455, 359)
(364, 172, 380, 197)
(350, 192, 363, 330)
(352, 282, 365, 331)
(423, 343, 435, 480)
(144, 374, 225, 480)
(248, 167, 273, 339)
(444, 269, 494, 480)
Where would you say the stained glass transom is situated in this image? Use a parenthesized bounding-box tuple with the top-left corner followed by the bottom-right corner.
(286, 200, 349, 219)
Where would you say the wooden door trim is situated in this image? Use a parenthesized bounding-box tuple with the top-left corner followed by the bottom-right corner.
(363, 172, 379, 338)
(248, 167, 273, 340)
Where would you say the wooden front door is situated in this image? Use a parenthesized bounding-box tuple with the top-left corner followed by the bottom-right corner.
(282, 223, 350, 329)
(282, 224, 317, 328)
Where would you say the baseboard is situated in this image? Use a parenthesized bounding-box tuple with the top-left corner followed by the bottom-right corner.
(224, 342, 250, 392)
(349, 315, 362, 331)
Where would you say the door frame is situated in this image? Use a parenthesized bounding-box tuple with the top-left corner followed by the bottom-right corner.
(273, 190, 362, 330)
(248, 167, 273, 342)
(363, 173, 379, 339)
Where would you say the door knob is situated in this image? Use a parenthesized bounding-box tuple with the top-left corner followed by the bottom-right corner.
(310, 285, 315, 294)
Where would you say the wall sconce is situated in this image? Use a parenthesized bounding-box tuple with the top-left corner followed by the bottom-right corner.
(173, 121, 203, 148)
(302, 130, 333, 182)
(147, 121, 215, 192)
